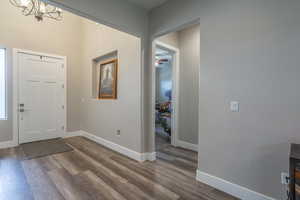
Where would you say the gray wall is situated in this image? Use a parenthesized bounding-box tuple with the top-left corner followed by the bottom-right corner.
(46, 0, 148, 37)
(157, 32, 179, 48)
(46, 0, 150, 154)
(177, 24, 200, 145)
(80, 20, 142, 153)
(150, 0, 300, 199)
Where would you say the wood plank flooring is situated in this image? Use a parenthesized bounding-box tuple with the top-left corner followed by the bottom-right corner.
(0, 136, 239, 200)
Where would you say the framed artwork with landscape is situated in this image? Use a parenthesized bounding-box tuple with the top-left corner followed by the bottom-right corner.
(98, 59, 118, 99)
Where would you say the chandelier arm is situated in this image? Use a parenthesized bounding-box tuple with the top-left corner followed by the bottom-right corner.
(23, 8, 34, 16)
(44, 13, 62, 21)
(44, 6, 62, 19)
(37, 0, 40, 10)
(46, 13, 62, 20)
(48, 6, 57, 13)
(44, 16, 62, 21)
(46, 11, 60, 14)
(22, 0, 35, 16)
(10, 0, 63, 21)
(46, 5, 61, 15)
(9, 0, 25, 8)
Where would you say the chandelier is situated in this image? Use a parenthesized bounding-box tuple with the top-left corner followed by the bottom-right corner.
(9, 0, 63, 21)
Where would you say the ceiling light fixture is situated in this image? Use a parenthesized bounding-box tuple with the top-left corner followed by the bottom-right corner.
(9, 0, 63, 21)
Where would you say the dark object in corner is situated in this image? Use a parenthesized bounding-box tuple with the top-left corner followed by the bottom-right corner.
(290, 144, 300, 200)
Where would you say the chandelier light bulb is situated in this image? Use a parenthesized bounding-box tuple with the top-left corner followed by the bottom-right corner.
(39, 2, 46, 13)
(20, 0, 29, 7)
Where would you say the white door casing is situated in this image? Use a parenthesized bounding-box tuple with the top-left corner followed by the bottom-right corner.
(13, 49, 66, 144)
(152, 41, 180, 150)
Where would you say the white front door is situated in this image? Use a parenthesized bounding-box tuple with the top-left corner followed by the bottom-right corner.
(18, 52, 66, 144)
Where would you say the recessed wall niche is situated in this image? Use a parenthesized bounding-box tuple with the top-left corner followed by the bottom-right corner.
(92, 50, 118, 99)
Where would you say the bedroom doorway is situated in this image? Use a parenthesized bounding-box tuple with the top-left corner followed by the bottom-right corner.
(154, 41, 179, 150)
(152, 23, 200, 171)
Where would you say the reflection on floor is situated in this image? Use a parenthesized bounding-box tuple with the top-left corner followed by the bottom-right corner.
(0, 136, 238, 200)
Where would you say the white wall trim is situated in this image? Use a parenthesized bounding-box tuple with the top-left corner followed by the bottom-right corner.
(81, 130, 154, 162)
(0, 130, 156, 163)
(177, 140, 198, 152)
(64, 131, 83, 138)
(196, 170, 277, 200)
(141, 152, 157, 161)
(12, 48, 18, 147)
(151, 41, 180, 148)
(0, 140, 18, 149)
(0, 46, 8, 121)
(68, 130, 157, 162)
(0, 131, 81, 149)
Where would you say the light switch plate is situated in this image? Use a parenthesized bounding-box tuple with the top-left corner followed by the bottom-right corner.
(230, 101, 239, 112)
(281, 172, 289, 185)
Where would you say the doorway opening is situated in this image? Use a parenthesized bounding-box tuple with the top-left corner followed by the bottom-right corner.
(152, 23, 200, 172)
(154, 42, 179, 149)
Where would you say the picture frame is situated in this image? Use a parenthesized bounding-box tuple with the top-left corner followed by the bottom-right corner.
(98, 59, 118, 99)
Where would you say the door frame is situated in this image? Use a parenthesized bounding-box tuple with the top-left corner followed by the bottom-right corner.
(152, 41, 180, 150)
(12, 49, 67, 145)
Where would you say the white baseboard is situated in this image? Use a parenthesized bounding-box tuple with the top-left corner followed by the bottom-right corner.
(64, 131, 83, 138)
(141, 152, 157, 161)
(177, 140, 198, 152)
(196, 170, 276, 200)
(0, 131, 82, 149)
(81, 130, 154, 162)
(0, 140, 18, 149)
(0, 130, 155, 163)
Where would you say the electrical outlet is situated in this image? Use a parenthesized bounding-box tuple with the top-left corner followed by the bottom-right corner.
(116, 130, 121, 136)
(281, 172, 290, 185)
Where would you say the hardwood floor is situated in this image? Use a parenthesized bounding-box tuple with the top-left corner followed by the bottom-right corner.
(155, 134, 198, 173)
(0, 136, 239, 200)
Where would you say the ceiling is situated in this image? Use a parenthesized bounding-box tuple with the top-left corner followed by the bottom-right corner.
(126, 0, 168, 10)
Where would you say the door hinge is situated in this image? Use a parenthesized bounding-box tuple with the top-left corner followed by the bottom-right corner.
(62, 105, 64, 109)
(61, 64, 64, 69)
(62, 84, 65, 88)
(61, 126, 65, 130)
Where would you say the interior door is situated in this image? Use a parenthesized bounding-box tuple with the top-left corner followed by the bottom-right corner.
(18, 52, 65, 144)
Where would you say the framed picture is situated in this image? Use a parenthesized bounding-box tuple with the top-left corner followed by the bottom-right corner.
(98, 59, 118, 99)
